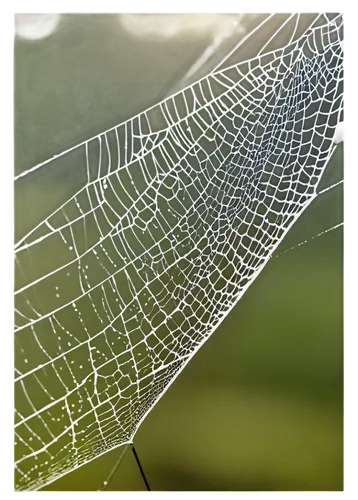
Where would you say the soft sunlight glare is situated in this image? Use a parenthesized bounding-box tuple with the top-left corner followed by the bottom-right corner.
(118, 12, 183, 41)
(15, 14, 61, 41)
(118, 13, 246, 40)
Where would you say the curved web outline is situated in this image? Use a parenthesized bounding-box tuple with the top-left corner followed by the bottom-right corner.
(14, 13, 343, 491)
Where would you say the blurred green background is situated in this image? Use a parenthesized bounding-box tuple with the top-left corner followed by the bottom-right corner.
(15, 14, 343, 491)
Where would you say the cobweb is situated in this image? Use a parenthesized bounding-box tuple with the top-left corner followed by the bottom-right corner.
(14, 13, 343, 491)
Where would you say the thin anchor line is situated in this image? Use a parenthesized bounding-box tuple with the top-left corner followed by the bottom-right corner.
(131, 442, 151, 491)
(101, 445, 128, 491)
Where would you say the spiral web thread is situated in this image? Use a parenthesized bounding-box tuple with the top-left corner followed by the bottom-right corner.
(14, 14, 343, 491)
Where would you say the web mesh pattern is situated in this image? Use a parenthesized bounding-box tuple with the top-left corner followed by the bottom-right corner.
(14, 14, 343, 490)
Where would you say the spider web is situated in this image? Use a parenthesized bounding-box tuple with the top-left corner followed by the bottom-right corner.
(14, 14, 343, 491)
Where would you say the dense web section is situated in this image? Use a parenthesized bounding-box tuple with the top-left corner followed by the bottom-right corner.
(14, 14, 343, 490)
